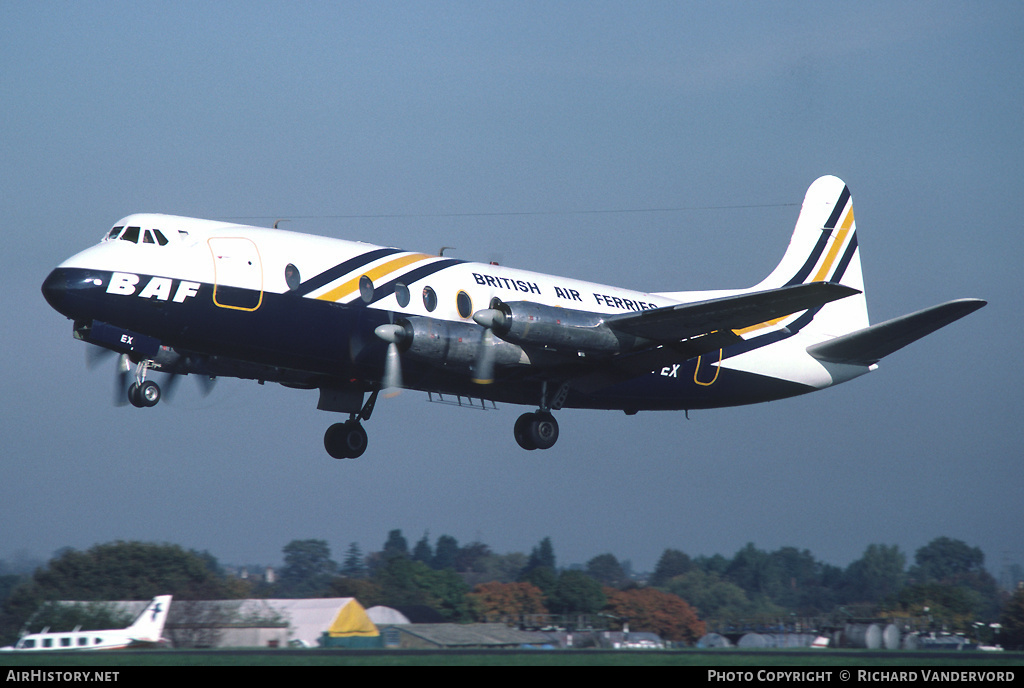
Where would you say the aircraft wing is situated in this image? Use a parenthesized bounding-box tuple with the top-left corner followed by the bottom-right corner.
(569, 282, 859, 393)
(605, 282, 860, 343)
(806, 298, 986, 366)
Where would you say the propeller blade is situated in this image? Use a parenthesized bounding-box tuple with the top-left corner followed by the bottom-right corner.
(196, 375, 217, 397)
(383, 342, 403, 394)
(162, 372, 182, 402)
(472, 327, 496, 385)
(375, 323, 407, 396)
(113, 354, 131, 406)
(86, 344, 115, 370)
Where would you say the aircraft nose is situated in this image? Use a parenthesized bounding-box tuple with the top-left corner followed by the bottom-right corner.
(41, 268, 69, 312)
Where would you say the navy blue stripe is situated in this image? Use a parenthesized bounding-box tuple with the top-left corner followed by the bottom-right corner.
(785, 231, 832, 286)
(368, 258, 463, 304)
(828, 232, 858, 284)
(293, 247, 403, 296)
(825, 186, 851, 229)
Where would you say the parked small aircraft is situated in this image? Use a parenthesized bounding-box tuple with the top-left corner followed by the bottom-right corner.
(1, 595, 172, 651)
(42, 176, 984, 458)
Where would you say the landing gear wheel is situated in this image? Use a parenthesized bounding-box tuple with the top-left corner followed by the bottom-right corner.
(127, 380, 161, 408)
(127, 382, 144, 408)
(528, 411, 559, 450)
(324, 420, 368, 459)
(514, 412, 559, 451)
(514, 413, 537, 451)
(139, 380, 161, 407)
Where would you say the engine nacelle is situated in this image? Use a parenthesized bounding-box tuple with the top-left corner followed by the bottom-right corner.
(481, 300, 640, 354)
(392, 316, 529, 370)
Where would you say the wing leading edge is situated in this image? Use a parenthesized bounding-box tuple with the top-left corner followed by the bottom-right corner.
(605, 282, 861, 343)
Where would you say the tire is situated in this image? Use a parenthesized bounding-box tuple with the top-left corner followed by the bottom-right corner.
(127, 382, 144, 408)
(528, 412, 559, 450)
(514, 413, 537, 451)
(324, 421, 368, 459)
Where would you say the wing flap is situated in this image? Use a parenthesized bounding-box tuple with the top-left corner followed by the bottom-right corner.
(806, 298, 986, 366)
(606, 282, 860, 343)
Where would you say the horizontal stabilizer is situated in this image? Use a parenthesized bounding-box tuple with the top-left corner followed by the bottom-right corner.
(606, 282, 860, 343)
(806, 298, 986, 366)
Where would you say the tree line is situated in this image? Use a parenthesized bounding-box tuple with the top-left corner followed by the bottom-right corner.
(1, 534, 1021, 648)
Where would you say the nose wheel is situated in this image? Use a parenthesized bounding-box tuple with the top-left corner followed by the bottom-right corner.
(128, 380, 161, 407)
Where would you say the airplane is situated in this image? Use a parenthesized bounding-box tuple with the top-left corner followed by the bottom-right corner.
(1, 595, 172, 651)
(41, 175, 985, 458)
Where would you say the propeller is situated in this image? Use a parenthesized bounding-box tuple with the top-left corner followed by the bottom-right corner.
(374, 322, 410, 396)
(471, 302, 508, 385)
(86, 343, 215, 405)
(114, 353, 131, 406)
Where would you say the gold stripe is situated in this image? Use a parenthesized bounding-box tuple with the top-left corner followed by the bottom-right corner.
(315, 253, 434, 302)
(735, 207, 856, 336)
(811, 207, 854, 282)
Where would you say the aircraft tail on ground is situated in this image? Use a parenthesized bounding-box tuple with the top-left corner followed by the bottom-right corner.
(125, 595, 172, 643)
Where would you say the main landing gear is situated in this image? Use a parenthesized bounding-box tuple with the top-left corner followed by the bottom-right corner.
(323, 389, 377, 460)
(513, 380, 568, 451)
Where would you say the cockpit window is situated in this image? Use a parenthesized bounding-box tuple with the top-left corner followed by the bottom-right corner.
(120, 226, 141, 243)
(143, 230, 155, 244)
(153, 229, 169, 246)
(107, 226, 124, 240)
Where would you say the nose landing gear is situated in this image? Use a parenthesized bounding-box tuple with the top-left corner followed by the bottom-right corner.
(126, 359, 161, 408)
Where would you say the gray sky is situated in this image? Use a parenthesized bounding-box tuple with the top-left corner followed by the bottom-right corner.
(2, 2, 1021, 576)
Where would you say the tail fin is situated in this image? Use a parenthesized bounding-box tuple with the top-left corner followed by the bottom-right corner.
(756, 175, 870, 337)
(125, 595, 172, 643)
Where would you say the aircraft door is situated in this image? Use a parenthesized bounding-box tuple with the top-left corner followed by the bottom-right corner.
(208, 237, 263, 311)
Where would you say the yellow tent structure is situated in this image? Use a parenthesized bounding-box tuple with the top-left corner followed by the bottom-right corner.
(326, 598, 378, 638)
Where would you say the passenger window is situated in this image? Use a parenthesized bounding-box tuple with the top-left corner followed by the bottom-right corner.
(61, 637, 71, 647)
(456, 291, 472, 318)
(78, 637, 88, 646)
(43, 638, 53, 648)
(395, 283, 410, 308)
(120, 226, 141, 243)
(284, 264, 301, 291)
(359, 275, 374, 303)
(422, 286, 437, 312)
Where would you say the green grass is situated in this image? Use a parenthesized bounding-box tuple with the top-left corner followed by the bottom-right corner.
(3, 648, 1022, 667)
